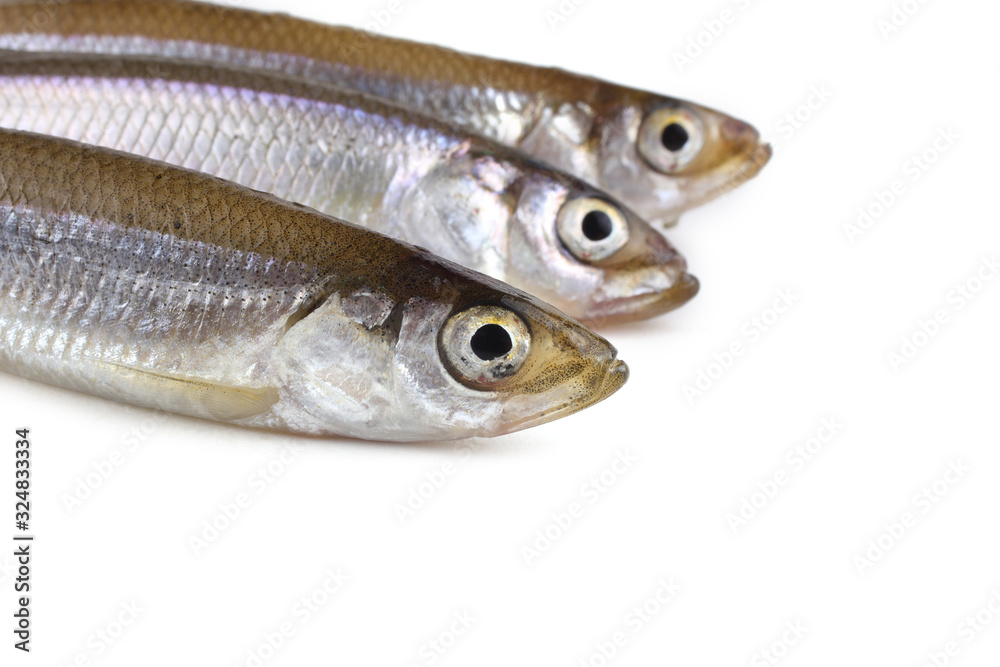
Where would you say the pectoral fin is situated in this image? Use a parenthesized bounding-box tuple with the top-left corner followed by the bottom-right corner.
(95, 362, 278, 422)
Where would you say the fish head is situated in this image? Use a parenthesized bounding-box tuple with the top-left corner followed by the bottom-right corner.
(505, 165, 699, 325)
(523, 89, 771, 227)
(429, 289, 630, 436)
(276, 262, 628, 440)
(396, 150, 698, 325)
(593, 92, 772, 225)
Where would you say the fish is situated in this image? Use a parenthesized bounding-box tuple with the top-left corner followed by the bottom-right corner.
(0, 52, 697, 325)
(0, 127, 629, 441)
(0, 0, 772, 228)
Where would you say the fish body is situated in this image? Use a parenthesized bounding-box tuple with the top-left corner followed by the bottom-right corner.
(0, 52, 695, 324)
(0, 0, 771, 227)
(0, 128, 627, 441)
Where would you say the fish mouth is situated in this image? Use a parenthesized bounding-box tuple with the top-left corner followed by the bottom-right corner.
(499, 358, 629, 435)
(582, 271, 700, 326)
(709, 141, 772, 200)
(641, 138, 772, 222)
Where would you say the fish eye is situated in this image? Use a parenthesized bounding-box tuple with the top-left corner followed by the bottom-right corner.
(638, 107, 705, 174)
(661, 122, 689, 151)
(441, 305, 531, 388)
(557, 196, 630, 262)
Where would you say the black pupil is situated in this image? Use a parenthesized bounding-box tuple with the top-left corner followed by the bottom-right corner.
(661, 123, 689, 152)
(581, 210, 614, 241)
(470, 324, 513, 361)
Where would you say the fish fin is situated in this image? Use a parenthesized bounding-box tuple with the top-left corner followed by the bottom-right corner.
(96, 362, 278, 422)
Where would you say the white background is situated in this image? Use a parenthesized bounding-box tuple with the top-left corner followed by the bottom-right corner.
(5, 0, 1000, 665)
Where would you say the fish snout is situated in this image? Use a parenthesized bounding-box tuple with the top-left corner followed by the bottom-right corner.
(601, 358, 630, 397)
(645, 226, 686, 267)
(720, 117, 760, 145)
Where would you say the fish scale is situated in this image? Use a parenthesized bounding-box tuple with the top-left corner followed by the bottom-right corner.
(0, 0, 769, 225)
(0, 127, 628, 440)
(0, 52, 696, 323)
